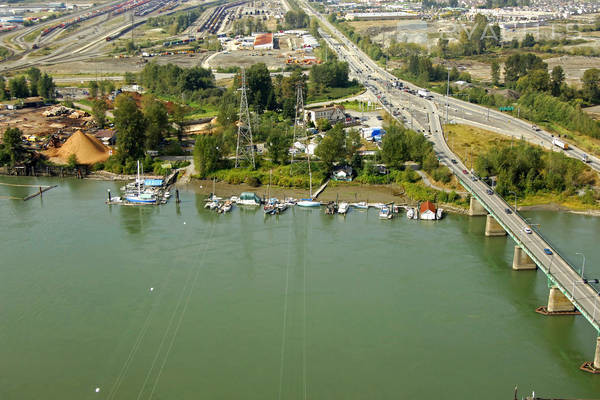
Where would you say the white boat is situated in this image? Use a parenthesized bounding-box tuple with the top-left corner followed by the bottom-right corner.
(436, 208, 443, 220)
(297, 199, 321, 207)
(372, 203, 385, 209)
(125, 161, 157, 204)
(219, 201, 233, 213)
(205, 200, 219, 210)
(379, 206, 393, 219)
(238, 192, 262, 206)
(406, 208, 415, 219)
(296, 146, 321, 208)
(352, 201, 368, 209)
(230, 196, 239, 203)
(338, 202, 349, 214)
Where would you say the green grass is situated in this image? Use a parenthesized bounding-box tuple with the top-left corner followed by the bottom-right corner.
(307, 84, 364, 103)
(23, 28, 42, 43)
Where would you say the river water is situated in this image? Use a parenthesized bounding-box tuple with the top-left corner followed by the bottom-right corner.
(1, 176, 600, 399)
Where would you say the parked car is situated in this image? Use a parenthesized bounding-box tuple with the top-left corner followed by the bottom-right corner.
(523, 227, 532, 234)
(543, 248, 553, 255)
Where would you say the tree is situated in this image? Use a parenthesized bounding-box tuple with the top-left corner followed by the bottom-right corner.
(550, 66, 565, 97)
(193, 134, 221, 177)
(88, 80, 98, 98)
(316, 118, 331, 132)
(2, 127, 23, 165)
(582, 68, 600, 104)
(114, 95, 147, 161)
(267, 131, 290, 165)
(124, 72, 136, 85)
(521, 33, 536, 48)
(314, 124, 346, 170)
(491, 61, 500, 86)
(26, 67, 41, 97)
(8, 76, 29, 99)
(67, 154, 78, 168)
(91, 98, 108, 128)
(141, 94, 169, 150)
(37, 73, 55, 100)
(380, 128, 407, 169)
(516, 69, 550, 93)
(244, 63, 275, 112)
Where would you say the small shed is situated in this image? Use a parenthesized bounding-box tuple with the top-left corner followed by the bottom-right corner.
(419, 200, 437, 220)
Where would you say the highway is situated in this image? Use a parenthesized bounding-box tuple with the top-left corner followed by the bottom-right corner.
(299, 0, 600, 334)
(303, 2, 600, 175)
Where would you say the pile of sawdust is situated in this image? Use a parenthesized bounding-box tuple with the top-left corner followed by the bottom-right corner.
(44, 130, 110, 165)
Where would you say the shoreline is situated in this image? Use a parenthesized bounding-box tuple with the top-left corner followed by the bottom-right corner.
(180, 178, 470, 213)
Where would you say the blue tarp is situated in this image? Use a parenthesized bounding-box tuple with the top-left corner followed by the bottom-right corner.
(371, 128, 385, 137)
(144, 179, 163, 187)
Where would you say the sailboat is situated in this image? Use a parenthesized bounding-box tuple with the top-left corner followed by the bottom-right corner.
(125, 161, 157, 204)
(296, 148, 321, 208)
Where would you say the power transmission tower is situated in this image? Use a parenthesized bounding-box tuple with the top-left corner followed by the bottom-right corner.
(290, 83, 305, 175)
(235, 68, 255, 169)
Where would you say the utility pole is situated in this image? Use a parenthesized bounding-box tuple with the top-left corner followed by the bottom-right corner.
(235, 68, 255, 169)
(290, 82, 305, 175)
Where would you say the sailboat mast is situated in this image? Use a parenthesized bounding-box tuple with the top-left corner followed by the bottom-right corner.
(137, 160, 140, 196)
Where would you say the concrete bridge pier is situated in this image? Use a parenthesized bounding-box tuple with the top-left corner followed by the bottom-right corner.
(547, 286, 576, 313)
(595, 336, 600, 370)
(469, 197, 487, 216)
(484, 215, 506, 236)
(512, 245, 537, 270)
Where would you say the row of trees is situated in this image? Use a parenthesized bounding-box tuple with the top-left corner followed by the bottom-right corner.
(475, 142, 591, 197)
(88, 80, 116, 98)
(138, 62, 220, 103)
(0, 67, 55, 101)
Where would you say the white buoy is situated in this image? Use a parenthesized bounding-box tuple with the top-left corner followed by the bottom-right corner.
(183, 222, 186, 225)
(95, 387, 100, 393)
(150, 287, 154, 292)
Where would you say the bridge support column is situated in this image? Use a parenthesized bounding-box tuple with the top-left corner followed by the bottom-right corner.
(580, 336, 600, 373)
(595, 337, 600, 370)
(512, 245, 537, 270)
(547, 286, 575, 313)
(469, 197, 487, 216)
(484, 215, 506, 237)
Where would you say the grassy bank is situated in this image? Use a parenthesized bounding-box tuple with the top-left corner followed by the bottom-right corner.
(444, 123, 600, 210)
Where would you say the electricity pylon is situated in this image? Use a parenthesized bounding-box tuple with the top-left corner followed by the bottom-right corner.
(235, 68, 255, 169)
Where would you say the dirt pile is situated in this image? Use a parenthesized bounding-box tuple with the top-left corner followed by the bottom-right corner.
(44, 130, 110, 165)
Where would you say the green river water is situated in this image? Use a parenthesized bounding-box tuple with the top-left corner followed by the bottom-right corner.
(1, 176, 600, 399)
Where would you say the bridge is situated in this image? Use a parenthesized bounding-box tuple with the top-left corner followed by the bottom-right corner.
(300, 0, 600, 372)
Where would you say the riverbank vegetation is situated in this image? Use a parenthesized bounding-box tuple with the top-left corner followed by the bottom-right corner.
(445, 124, 600, 209)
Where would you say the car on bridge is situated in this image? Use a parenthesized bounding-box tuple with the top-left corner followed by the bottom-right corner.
(486, 189, 494, 195)
(523, 227, 532, 234)
(504, 208, 512, 214)
(543, 248, 553, 255)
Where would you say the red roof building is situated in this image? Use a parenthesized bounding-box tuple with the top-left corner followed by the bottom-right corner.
(254, 33, 273, 49)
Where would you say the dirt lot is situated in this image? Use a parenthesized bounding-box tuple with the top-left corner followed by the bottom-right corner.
(41, 52, 214, 76)
(545, 55, 600, 87)
(0, 106, 90, 139)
